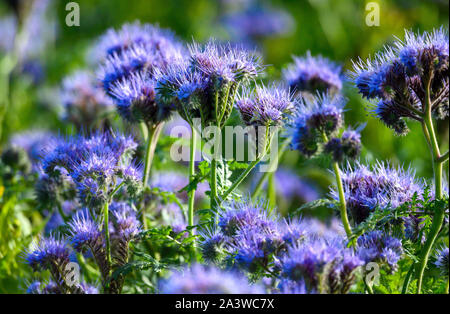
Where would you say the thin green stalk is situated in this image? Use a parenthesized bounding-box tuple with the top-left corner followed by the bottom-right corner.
(142, 122, 164, 187)
(221, 157, 262, 204)
(103, 201, 112, 271)
(252, 139, 290, 198)
(416, 79, 445, 294)
(188, 126, 197, 231)
(210, 129, 221, 211)
(267, 173, 276, 208)
(332, 161, 352, 239)
(401, 263, 415, 294)
(445, 279, 449, 294)
(321, 132, 352, 239)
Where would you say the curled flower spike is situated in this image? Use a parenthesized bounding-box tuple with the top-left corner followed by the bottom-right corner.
(357, 231, 403, 273)
(159, 264, 264, 294)
(42, 131, 141, 209)
(324, 128, 362, 163)
(25, 235, 71, 272)
(283, 52, 343, 94)
(350, 28, 449, 135)
(280, 237, 363, 293)
(61, 70, 113, 131)
(111, 71, 174, 124)
(237, 84, 294, 128)
(219, 199, 277, 237)
(434, 246, 449, 278)
(288, 93, 345, 157)
(198, 227, 227, 264)
(157, 40, 263, 128)
(68, 211, 103, 253)
(332, 161, 424, 224)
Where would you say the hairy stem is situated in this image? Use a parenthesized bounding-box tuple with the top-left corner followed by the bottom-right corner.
(416, 79, 445, 294)
(252, 139, 290, 198)
(142, 122, 164, 187)
(103, 201, 112, 274)
(188, 126, 197, 232)
(321, 132, 352, 239)
(221, 157, 262, 204)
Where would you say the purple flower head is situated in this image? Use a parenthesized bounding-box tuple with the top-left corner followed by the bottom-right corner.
(61, 70, 113, 130)
(332, 161, 423, 224)
(233, 227, 283, 272)
(159, 264, 264, 294)
(26, 281, 42, 294)
(434, 246, 449, 277)
(281, 237, 362, 293)
(278, 279, 314, 294)
(110, 202, 141, 242)
(189, 40, 262, 83)
(25, 235, 71, 272)
(357, 231, 403, 272)
(198, 227, 227, 264)
(284, 52, 343, 94)
(219, 199, 277, 237)
(110, 71, 175, 124)
(288, 93, 345, 157)
(68, 211, 102, 253)
(97, 23, 185, 96)
(279, 218, 308, 247)
(350, 28, 449, 135)
(42, 131, 140, 208)
(324, 128, 362, 163)
(237, 84, 293, 127)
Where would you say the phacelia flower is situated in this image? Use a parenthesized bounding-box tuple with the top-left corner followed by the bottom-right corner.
(219, 200, 277, 237)
(25, 235, 71, 272)
(42, 131, 141, 209)
(97, 23, 185, 95)
(324, 128, 362, 163)
(159, 264, 264, 294)
(156, 40, 263, 128)
(288, 93, 345, 157)
(68, 211, 103, 253)
(350, 28, 449, 135)
(198, 227, 228, 264)
(284, 52, 343, 94)
(110, 71, 174, 124)
(434, 246, 449, 278)
(61, 70, 114, 131)
(281, 237, 363, 293)
(332, 161, 423, 224)
(237, 85, 294, 128)
(357, 230, 403, 272)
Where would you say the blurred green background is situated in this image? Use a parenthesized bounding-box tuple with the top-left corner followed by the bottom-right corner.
(1, 0, 448, 180)
(0, 0, 448, 294)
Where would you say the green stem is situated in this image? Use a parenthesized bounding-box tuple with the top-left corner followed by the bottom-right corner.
(321, 132, 352, 239)
(332, 161, 352, 239)
(188, 126, 197, 231)
(416, 79, 445, 294)
(210, 129, 220, 211)
(401, 263, 415, 294)
(252, 139, 290, 198)
(437, 151, 449, 164)
(103, 201, 112, 272)
(267, 173, 276, 208)
(221, 157, 262, 204)
(445, 279, 449, 294)
(142, 122, 164, 187)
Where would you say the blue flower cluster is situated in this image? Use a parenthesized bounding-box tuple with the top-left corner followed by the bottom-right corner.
(42, 131, 141, 209)
(96, 22, 184, 124)
(332, 161, 423, 224)
(350, 28, 449, 135)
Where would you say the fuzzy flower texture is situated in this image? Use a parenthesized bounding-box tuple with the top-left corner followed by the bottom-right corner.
(350, 28, 449, 135)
